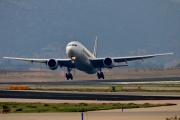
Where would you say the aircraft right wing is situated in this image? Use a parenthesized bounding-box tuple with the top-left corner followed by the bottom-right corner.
(90, 52, 174, 68)
(3, 57, 73, 68)
(3, 57, 49, 63)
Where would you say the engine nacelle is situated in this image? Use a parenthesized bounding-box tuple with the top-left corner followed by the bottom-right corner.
(47, 59, 58, 70)
(103, 57, 114, 68)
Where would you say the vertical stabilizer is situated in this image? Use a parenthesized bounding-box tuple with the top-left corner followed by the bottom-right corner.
(93, 36, 98, 58)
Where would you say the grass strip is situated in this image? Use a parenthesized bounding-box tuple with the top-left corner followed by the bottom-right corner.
(0, 102, 176, 113)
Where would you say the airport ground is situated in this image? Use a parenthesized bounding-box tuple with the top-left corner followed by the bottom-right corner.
(0, 68, 180, 82)
(0, 98, 180, 120)
(0, 68, 180, 120)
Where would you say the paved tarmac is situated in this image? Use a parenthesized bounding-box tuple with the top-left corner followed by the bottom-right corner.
(1, 111, 180, 120)
(0, 77, 180, 85)
(1, 90, 180, 101)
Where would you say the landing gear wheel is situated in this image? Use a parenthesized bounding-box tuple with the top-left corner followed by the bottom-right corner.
(69, 73, 73, 80)
(66, 73, 69, 80)
(97, 72, 104, 79)
(66, 73, 73, 80)
(101, 72, 104, 79)
(97, 73, 100, 79)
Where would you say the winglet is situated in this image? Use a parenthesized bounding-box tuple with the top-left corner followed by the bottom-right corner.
(93, 36, 98, 58)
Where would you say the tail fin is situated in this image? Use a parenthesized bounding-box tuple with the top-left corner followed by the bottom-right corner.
(93, 36, 98, 58)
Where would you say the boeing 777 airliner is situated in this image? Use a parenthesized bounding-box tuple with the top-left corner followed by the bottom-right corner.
(3, 37, 174, 80)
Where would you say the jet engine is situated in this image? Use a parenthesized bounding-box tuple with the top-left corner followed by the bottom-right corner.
(103, 57, 114, 68)
(47, 59, 58, 70)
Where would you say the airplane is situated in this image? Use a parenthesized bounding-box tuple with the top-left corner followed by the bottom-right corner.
(3, 37, 174, 80)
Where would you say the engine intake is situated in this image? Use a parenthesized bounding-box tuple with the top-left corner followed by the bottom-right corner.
(47, 59, 58, 70)
(103, 57, 114, 68)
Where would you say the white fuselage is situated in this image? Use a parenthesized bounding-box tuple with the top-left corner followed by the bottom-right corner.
(66, 41, 98, 74)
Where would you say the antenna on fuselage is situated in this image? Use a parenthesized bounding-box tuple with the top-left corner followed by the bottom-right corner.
(93, 36, 98, 58)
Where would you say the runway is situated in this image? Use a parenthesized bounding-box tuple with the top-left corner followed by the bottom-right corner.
(1, 90, 180, 101)
(1, 77, 180, 101)
(0, 77, 180, 85)
(1, 77, 180, 120)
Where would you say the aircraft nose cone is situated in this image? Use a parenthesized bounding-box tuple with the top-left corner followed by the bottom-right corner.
(66, 46, 75, 57)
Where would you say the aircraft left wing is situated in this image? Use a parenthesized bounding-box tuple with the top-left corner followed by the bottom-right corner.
(90, 53, 174, 68)
(3, 57, 72, 68)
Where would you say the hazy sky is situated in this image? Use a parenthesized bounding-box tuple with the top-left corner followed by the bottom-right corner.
(0, 0, 179, 67)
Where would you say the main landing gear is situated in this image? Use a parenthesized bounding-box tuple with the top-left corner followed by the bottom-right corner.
(66, 73, 73, 80)
(97, 68, 104, 79)
(66, 67, 73, 80)
(97, 72, 104, 79)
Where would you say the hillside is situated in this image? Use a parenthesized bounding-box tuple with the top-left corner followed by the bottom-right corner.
(0, 0, 180, 69)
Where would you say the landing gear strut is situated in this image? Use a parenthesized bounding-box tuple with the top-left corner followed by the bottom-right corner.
(66, 67, 73, 80)
(97, 68, 104, 79)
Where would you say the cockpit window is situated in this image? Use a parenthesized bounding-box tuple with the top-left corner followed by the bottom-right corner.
(68, 44, 77, 47)
(72, 44, 77, 47)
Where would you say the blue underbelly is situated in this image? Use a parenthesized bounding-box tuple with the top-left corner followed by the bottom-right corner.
(75, 62, 97, 74)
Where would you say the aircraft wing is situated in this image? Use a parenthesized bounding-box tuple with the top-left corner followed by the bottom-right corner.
(3, 57, 72, 67)
(90, 53, 174, 68)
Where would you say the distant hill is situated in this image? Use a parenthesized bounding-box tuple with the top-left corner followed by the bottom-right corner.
(0, 0, 179, 69)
